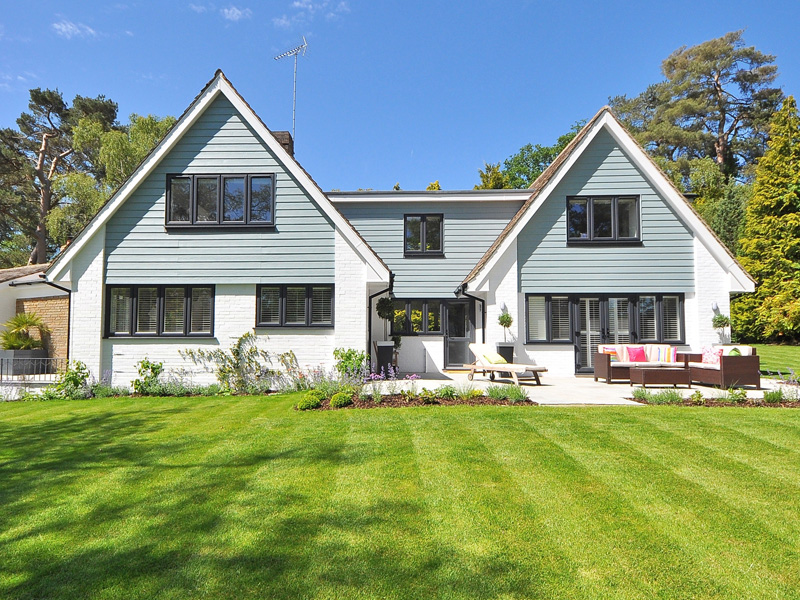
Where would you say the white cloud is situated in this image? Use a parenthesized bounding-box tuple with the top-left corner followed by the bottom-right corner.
(189, 3, 209, 13)
(221, 6, 252, 21)
(275, 0, 349, 29)
(52, 20, 97, 39)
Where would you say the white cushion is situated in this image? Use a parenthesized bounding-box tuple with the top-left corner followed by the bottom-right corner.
(689, 362, 720, 370)
(714, 345, 753, 356)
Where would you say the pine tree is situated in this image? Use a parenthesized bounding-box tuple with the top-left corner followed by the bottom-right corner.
(733, 96, 800, 342)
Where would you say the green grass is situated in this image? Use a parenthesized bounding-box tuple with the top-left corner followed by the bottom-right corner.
(2, 395, 799, 599)
(752, 343, 800, 376)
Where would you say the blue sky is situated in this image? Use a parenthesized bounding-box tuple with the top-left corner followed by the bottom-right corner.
(1, 1, 799, 191)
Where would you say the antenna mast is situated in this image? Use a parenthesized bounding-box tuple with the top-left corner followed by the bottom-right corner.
(274, 36, 307, 142)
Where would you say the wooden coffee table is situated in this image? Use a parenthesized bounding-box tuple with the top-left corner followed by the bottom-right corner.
(629, 367, 691, 388)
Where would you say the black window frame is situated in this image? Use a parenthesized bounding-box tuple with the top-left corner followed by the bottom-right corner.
(255, 284, 335, 328)
(524, 293, 684, 345)
(566, 195, 641, 244)
(403, 214, 444, 257)
(165, 173, 276, 228)
(390, 299, 444, 335)
(105, 285, 215, 338)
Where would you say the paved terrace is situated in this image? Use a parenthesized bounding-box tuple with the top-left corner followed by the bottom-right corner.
(391, 371, 778, 406)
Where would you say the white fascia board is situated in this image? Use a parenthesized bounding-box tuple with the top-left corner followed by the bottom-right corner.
(600, 114, 754, 293)
(48, 73, 390, 285)
(469, 117, 608, 291)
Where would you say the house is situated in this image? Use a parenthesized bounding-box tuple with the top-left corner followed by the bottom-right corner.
(43, 71, 753, 386)
(0, 264, 69, 360)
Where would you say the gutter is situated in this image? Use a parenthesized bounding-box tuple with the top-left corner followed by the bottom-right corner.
(455, 284, 486, 344)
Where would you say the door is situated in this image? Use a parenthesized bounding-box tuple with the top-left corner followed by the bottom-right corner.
(574, 296, 632, 372)
(444, 300, 473, 368)
(575, 298, 602, 373)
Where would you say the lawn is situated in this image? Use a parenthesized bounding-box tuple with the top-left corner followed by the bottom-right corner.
(752, 343, 800, 376)
(1, 395, 799, 599)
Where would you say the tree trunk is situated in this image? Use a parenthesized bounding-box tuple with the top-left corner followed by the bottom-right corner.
(29, 185, 51, 264)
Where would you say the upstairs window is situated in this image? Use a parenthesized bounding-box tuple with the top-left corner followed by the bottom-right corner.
(404, 214, 443, 256)
(167, 174, 275, 227)
(567, 196, 640, 243)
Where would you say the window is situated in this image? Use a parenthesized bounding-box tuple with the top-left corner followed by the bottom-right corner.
(106, 285, 214, 337)
(525, 294, 683, 344)
(404, 214, 443, 256)
(166, 174, 274, 227)
(526, 295, 572, 343)
(256, 285, 334, 327)
(390, 299, 442, 334)
(567, 196, 640, 243)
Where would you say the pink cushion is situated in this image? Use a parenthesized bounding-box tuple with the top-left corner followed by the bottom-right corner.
(702, 346, 723, 365)
(627, 346, 646, 362)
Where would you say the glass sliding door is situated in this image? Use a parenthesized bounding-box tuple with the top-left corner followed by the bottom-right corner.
(576, 298, 602, 372)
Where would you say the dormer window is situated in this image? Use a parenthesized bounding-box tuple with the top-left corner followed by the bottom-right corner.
(166, 174, 275, 227)
(404, 214, 443, 256)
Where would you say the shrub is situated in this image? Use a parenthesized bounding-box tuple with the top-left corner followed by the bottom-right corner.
(505, 385, 528, 403)
(181, 332, 276, 394)
(297, 389, 324, 410)
(332, 348, 368, 381)
(418, 388, 438, 404)
(763, 389, 784, 404)
(688, 390, 705, 405)
(649, 389, 684, 405)
(632, 388, 653, 403)
(132, 358, 163, 395)
(486, 385, 510, 400)
(34, 361, 92, 401)
(455, 382, 481, 400)
(722, 387, 748, 404)
(330, 392, 353, 408)
(436, 385, 457, 400)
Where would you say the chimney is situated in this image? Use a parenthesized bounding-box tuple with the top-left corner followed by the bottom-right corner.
(273, 131, 294, 157)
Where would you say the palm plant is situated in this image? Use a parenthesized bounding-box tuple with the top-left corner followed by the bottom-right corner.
(1, 312, 51, 350)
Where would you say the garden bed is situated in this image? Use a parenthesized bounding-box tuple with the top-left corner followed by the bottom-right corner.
(314, 395, 537, 410)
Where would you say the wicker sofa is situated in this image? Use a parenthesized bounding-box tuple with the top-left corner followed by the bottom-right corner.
(684, 345, 761, 389)
(594, 344, 689, 384)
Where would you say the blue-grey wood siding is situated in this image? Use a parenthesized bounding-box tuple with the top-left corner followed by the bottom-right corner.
(338, 201, 523, 297)
(105, 95, 334, 284)
(518, 128, 695, 294)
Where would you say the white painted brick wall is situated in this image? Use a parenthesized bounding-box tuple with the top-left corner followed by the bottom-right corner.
(689, 237, 732, 350)
(67, 225, 106, 378)
(102, 284, 336, 388)
(334, 228, 368, 353)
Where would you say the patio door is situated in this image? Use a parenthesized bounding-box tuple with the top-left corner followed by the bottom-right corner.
(574, 297, 632, 373)
(444, 300, 473, 368)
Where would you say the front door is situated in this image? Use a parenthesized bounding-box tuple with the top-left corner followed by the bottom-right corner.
(574, 296, 632, 373)
(444, 300, 473, 368)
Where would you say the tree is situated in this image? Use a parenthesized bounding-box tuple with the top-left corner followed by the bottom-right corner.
(474, 162, 509, 190)
(0, 88, 118, 263)
(426, 180, 441, 191)
(733, 96, 800, 342)
(502, 120, 585, 188)
(610, 31, 783, 180)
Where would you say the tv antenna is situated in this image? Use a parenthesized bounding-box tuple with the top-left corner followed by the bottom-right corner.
(274, 36, 307, 141)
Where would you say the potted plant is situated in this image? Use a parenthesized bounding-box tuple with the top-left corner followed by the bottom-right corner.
(712, 313, 731, 343)
(0, 312, 51, 375)
(496, 310, 515, 375)
(375, 296, 396, 374)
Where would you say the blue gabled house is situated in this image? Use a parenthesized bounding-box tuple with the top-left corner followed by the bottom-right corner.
(44, 72, 753, 384)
